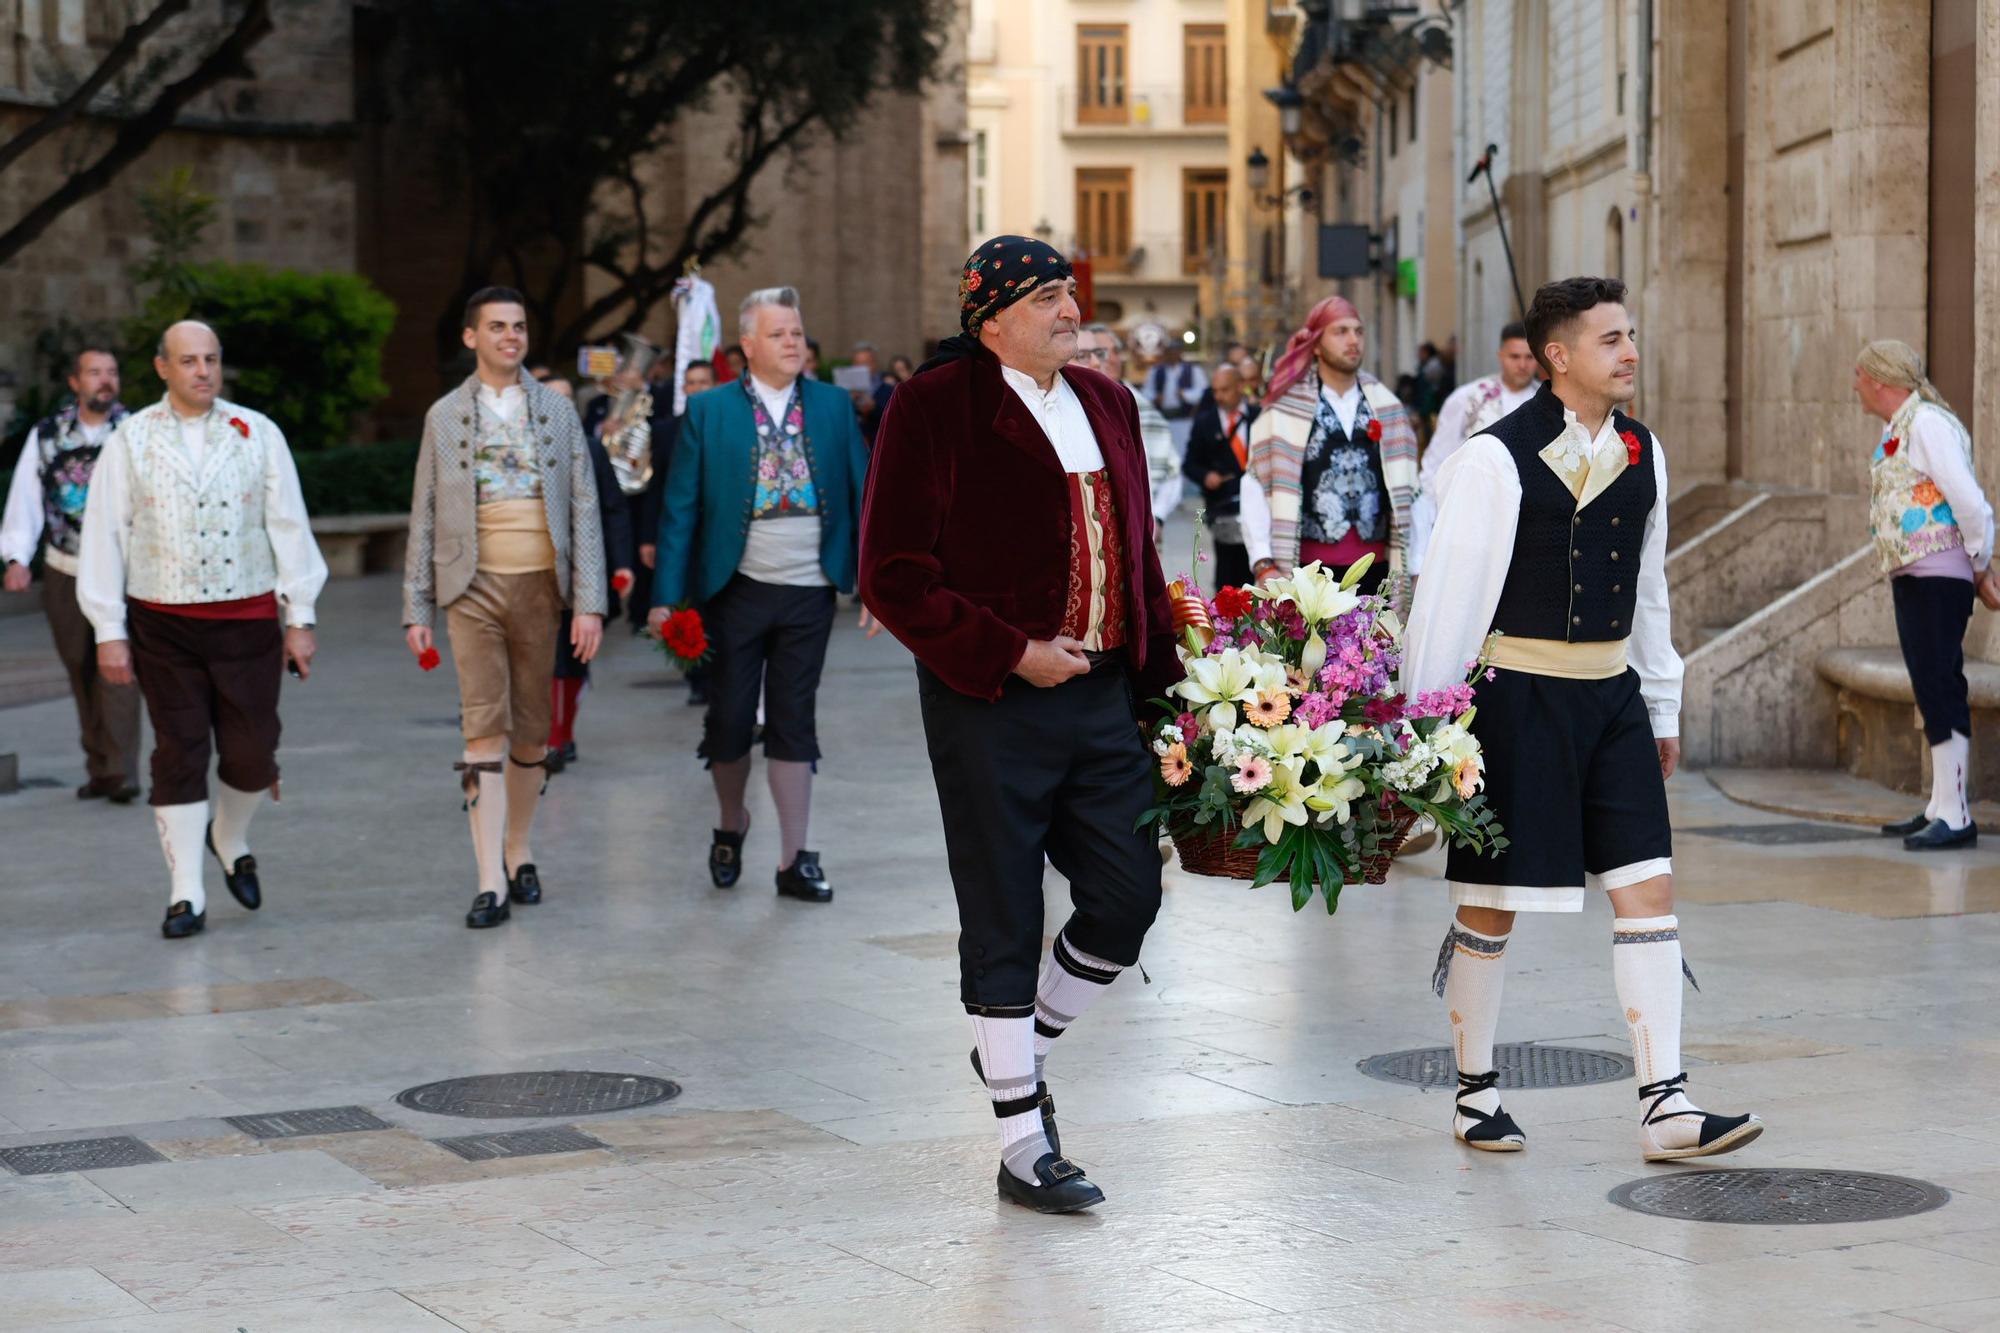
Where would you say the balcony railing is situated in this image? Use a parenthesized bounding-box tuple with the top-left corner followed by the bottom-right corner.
(1070, 232, 1215, 282)
(1057, 84, 1230, 136)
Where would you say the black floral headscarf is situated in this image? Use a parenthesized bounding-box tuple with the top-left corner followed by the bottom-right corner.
(958, 235, 1073, 335)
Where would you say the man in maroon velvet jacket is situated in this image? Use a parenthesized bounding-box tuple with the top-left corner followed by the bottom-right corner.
(860, 235, 1183, 1214)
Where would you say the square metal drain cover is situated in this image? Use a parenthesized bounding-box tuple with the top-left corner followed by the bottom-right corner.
(1681, 822, 1876, 846)
(0, 1136, 166, 1175)
(432, 1126, 607, 1162)
(395, 1071, 679, 1118)
(225, 1106, 392, 1139)
(1358, 1043, 1633, 1089)
(1609, 1169, 1950, 1224)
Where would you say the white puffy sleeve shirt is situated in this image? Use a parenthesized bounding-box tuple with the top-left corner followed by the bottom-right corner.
(1402, 431, 1682, 739)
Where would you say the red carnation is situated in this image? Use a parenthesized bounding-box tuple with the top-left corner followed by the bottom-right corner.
(228, 417, 250, 438)
(1620, 429, 1642, 466)
(660, 607, 709, 666)
(1365, 419, 1383, 442)
(1884, 437, 1901, 457)
(611, 570, 634, 594)
(418, 646, 441, 672)
(1213, 585, 1255, 620)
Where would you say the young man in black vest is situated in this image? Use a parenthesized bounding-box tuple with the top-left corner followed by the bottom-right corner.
(1404, 277, 1764, 1163)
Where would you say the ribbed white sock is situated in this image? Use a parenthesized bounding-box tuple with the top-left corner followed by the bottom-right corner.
(155, 801, 208, 913)
(1614, 915, 1697, 1125)
(503, 755, 543, 871)
(209, 781, 263, 865)
(971, 1013, 1048, 1185)
(1933, 733, 1971, 830)
(1441, 921, 1509, 1117)
(1033, 931, 1124, 1081)
(465, 757, 507, 900)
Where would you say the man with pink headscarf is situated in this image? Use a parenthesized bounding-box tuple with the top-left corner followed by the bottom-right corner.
(1238, 295, 1420, 601)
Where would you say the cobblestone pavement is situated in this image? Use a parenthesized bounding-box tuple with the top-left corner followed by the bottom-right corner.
(4, 570, 2000, 1330)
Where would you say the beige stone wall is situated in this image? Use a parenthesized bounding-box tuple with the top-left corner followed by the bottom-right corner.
(0, 3, 358, 409)
(1734, 0, 1931, 497)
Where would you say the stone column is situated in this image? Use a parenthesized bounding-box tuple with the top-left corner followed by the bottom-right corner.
(1643, 0, 1731, 484)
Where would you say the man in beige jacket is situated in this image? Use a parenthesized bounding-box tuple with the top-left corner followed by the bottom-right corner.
(403, 286, 607, 929)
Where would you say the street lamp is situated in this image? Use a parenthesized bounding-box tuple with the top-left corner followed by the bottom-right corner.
(1246, 146, 1314, 210)
(1263, 85, 1304, 138)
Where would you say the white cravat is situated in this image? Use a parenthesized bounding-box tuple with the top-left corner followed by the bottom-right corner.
(1000, 364, 1104, 473)
(748, 373, 798, 427)
(1319, 380, 1363, 438)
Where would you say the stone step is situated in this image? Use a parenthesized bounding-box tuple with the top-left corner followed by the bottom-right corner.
(0, 654, 67, 709)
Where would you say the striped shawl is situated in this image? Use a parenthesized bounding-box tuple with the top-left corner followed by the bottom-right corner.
(1246, 368, 1418, 598)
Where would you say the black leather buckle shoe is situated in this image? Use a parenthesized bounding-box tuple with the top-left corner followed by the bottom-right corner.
(465, 891, 511, 929)
(76, 781, 106, 800)
(107, 782, 141, 804)
(206, 823, 261, 911)
(776, 850, 832, 903)
(1905, 818, 1978, 852)
(507, 863, 543, 905)
(710, 818, 749, 889)
(1881, 812, 1931, 838)
(997, 1153, 1104, 1213)
(161, 900, 206, 939)
(970, 1048, 1060, 1155)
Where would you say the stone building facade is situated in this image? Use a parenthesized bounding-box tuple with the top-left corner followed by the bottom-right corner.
(1265, 1, 2000, 785)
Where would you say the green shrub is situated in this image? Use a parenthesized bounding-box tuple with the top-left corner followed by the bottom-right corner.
(127, 264, 396, 453)
(294, 438, 420, 517)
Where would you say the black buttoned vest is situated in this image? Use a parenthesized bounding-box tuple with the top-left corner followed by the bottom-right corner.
(1484, 384, 1655, 643)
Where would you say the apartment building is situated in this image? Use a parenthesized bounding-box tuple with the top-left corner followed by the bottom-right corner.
(968, 0, 1234, 336)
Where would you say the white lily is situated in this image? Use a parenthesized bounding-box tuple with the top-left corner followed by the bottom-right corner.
(1312, 769, 1368, 825)
(1242, 758, 1317, 843)
(1255, 560, 1361, 627)
(1175, 647, 1286, 712)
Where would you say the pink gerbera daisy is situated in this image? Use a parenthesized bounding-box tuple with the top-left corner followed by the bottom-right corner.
(1231, 754, 1272, 794)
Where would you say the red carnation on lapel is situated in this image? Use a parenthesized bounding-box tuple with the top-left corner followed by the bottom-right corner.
(1620, 429, 1642, 466)
(228, 417, 250, 438)
(1884, 437, 1901, 457)
(1365, 419, 1383, 443)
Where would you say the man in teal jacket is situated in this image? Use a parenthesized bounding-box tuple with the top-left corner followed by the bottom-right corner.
(648, 285, 869, 903)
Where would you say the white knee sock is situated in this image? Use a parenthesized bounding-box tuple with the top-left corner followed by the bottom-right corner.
(209, 781, 264, 865)
(1438, 921, 1509, 1117)
(462, 754, 507, 900)
(1033, 931, 1124, 1081)
(155, 802, 208, 912)
(1613, 916, 1700, 1126)
(971, 1013, 1049, 1184)
(1932, 732, 1971, 830)
(503, 756, 543, 871)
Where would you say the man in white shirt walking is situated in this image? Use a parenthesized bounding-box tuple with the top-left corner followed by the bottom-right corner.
(1407, 277, 1762, 1163)
(77, 321, 327, 939)
(1407, 321, 1540, 573)
(1, 346, 141, 802)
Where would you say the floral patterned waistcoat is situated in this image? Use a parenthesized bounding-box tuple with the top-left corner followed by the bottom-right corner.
(1869, 398, 1971, 573)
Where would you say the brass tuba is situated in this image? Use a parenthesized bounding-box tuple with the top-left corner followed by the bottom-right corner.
(603, 333, 663, 497)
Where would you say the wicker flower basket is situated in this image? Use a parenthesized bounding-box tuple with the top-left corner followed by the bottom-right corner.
(1168, 803, 1422, 887)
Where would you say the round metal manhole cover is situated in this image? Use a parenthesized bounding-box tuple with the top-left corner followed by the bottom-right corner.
(395, 1071, 680, 1119)
(1357, 1043, 1633, 1089)
(1609, 1170, 1950, 1225)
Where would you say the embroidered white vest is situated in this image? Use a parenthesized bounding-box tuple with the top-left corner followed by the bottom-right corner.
(122, 400, 279, 604)
(1868, 399, 1972, 573)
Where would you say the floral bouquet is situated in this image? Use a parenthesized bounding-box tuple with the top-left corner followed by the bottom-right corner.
(652, 605, 712, 673)
(1139, 555, 1507, 914)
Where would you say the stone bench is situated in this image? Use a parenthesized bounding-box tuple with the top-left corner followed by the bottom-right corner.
(310, 513, 407, 580)
(1817, 645, 2000, 799)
